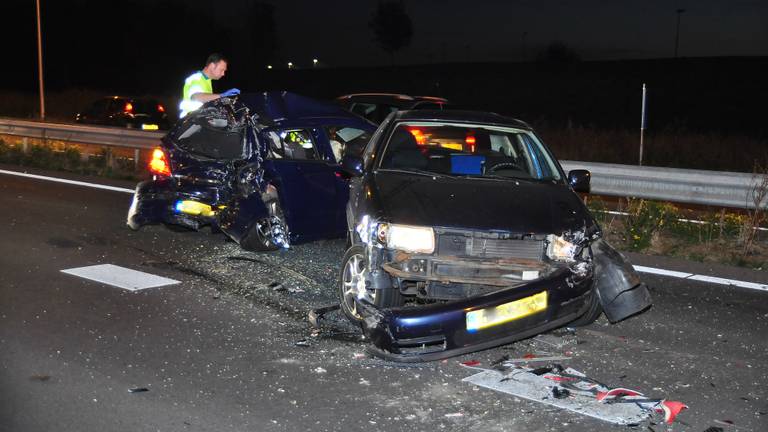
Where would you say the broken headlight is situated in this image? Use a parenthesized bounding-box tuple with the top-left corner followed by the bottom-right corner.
(378, 224, 435, 254)
(546, 234, 580, 262)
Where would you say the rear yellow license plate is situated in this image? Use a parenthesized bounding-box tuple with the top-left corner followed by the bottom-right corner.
(141, 124, 159, 130)
(466, 291, 547, 331)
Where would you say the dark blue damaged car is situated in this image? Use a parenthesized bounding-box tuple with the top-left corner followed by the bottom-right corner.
(338, 110, 652, 361)
(127, 92, 376, 250)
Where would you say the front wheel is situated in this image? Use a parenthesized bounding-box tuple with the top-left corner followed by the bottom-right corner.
(339, 245, 403, 323)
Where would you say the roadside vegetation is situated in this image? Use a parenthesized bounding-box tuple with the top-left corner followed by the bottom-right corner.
(588, 193, 768, 269)
(0, 138, 137, 179)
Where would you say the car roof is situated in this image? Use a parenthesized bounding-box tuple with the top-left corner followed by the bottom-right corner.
(240, 91, 376, 129)
(336, 93, 449, 106)
(391, 110, 532, 130)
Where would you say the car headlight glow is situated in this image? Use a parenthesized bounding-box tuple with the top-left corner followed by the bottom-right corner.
(380, 224, 435, 254)
(546, 234, 579, 262)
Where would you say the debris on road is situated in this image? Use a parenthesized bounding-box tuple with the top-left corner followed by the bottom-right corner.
(308, 304, 341, 328)
(29, 374, 51, 382)
(295, 339, 310, 347)
(462, 363, 687, 426)
(128, 387, 149, 393)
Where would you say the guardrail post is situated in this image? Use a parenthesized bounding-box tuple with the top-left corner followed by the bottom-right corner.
(106, 146, 114, 170)
(22, 137, 29, 153)
(134, 149, 140, 171)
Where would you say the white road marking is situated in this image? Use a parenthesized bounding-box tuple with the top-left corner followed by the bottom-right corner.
(61, 264, 179, 291)
(4, 168, 766, 293)
(0, 169, 134, 194)
(634, 265, 768, 292)
(632, 265, 693, 279)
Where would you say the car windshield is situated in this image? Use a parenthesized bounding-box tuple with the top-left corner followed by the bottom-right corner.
(379, 122, 562, 181)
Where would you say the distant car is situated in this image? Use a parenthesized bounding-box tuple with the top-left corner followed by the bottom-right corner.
(127, 92, 376, 250)
(335, 93, 450, 124)
(338, 109, 651, 361)
(75, 96, 170, 130)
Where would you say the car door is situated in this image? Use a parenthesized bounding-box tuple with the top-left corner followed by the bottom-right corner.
(266, 128, 343, 240)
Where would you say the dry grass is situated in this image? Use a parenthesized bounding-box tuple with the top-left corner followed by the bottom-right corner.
(538, 124, 768, 173)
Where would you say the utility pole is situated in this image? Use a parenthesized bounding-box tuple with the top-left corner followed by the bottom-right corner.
(521, 32, 528, 61)
(639, 84, 647, 166)
(35, 0, 46, 120)
(674, 8, 685, 58)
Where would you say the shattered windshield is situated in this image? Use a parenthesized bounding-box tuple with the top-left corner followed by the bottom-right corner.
(379, 122, 562, 181)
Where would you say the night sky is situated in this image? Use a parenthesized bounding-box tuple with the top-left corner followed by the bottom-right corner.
(3, 0, 767, 91)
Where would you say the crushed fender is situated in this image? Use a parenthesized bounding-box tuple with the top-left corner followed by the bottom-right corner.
(462, 363, 687, 426)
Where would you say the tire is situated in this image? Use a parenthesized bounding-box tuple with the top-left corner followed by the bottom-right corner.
(338, 245, 404, 323)
(568, 287, 603, 326)
(240, 199, 288, 251)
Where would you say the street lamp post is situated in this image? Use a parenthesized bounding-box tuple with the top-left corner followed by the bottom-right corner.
(35, 0, 45, 120)
(674, 8, 685, 58)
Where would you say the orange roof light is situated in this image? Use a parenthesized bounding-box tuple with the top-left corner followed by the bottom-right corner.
(408, 128, 427, 145)
(157, 104, 165, 113)
(149, 148, 171, 177)
(124, 102, 134, 113)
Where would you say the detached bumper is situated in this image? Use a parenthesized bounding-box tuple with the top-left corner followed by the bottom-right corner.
(359, 267, 594, 362)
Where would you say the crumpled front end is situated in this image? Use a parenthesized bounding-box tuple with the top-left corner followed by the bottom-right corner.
(359, 266, 595, 362)
(352, 220, 600, 361)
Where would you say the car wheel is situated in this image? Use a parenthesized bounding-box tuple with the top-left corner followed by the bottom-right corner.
(569, 288, 603, 326)
(240, 199, 288, 251)
(339, 245, 403, 323)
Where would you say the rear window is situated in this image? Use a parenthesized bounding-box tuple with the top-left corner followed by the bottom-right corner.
(173, 111, 246, 160)
(132, 99, 160, 114)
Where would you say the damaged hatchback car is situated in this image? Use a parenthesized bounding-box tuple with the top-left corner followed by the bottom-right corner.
(127, 92, 376, 250)
(339, 110, 651, 361)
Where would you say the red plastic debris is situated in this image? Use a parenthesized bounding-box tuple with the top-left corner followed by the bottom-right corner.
(523, 353, 536, 359)
(543, 375, 578, 382)
(461, 360, 481, 367)
(596, 387, 644, 401)
(655, 400, 688, 424)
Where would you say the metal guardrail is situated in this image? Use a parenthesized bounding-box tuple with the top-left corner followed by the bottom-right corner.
(0, 117, 162, 149)
(0, 118, 764, 209)
(561, 160, 763, 209)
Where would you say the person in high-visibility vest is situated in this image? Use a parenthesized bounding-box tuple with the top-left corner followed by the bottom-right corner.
(179, 53, 240, 118)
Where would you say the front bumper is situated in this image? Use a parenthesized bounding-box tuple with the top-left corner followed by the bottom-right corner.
(359, 267, 594, 362)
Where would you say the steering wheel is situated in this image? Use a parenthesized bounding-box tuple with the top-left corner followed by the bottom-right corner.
(486, 161, 521, 173)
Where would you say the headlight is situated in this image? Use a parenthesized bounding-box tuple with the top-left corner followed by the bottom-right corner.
(546, 234, 579, 262)
(379, 224, 435, 254)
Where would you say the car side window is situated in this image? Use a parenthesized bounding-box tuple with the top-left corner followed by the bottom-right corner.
(267, 129, 319, 160)
(324, 126, 371, 162)
(350, 103, 376, 121)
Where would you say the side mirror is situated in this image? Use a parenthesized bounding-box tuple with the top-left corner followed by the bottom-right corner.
(568, 169, 591, 194)
(340, 155, 364, 177)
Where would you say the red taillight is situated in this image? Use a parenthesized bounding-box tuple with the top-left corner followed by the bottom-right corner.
(124, 102, 134, 113)
(157, 104, 165, 113)
(149, 148, 171, 177)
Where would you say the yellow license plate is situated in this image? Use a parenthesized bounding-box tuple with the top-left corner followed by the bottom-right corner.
(466, 291, 547, 331)
(141, 124, 159, 130)
(175, 200, 216, 217)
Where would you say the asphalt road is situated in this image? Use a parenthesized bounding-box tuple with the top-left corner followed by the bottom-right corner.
(1, 167, 766, 432)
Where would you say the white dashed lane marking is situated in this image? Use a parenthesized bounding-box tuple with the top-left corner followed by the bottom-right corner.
(61, 264, 180, 291)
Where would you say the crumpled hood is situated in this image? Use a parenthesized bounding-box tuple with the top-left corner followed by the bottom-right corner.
(371, 170, 593, 235)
